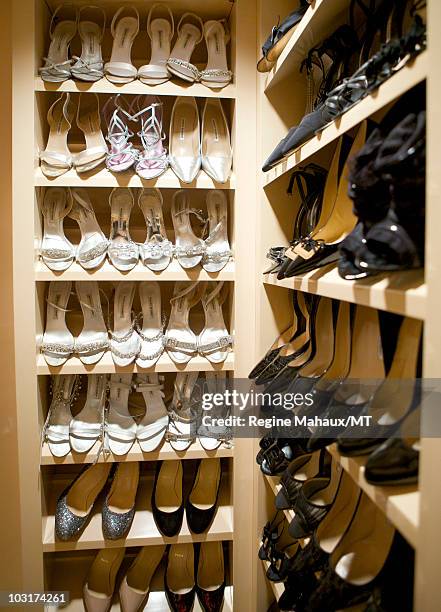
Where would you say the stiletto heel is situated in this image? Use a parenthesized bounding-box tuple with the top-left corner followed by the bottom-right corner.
(39, 5, 77, 83)
(172, 189, 205, 269)
(109, 282, 140, 367)
(74, 281, 109, 365)
(138, 188, 173, 271)
(199, 282, 233, 364)
(105, 6, 139, 84)
(200, 20, 233, 89)
(167, 13, 203, 83)
(135, 374, 168, 452)
(108, 188, 139, 272)
(201, 99, 233, 184)
(131, 95, 169, 180)
(106, 374, 137, 456)
(167, 373, 199, 451)
(169, 97, 202, 184)
(203, 189, 232, 272)
(138, 4, 174, 85)
(43, 375, 79, 458)
(41, 281, 75, 366)
(103, 95, 139, 173)
(40, 187, 75, 271)
(69, 374, 106, 454)
(71, 5, 106, 82)
(165, 282, 202, 364)
(74, 93, 108, 174)
(40, 93, 75, 178)
(136, 281, 165, 368)
(70, 188, 108, 270)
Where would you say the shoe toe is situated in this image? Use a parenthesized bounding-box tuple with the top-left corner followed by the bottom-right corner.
(153, 507, 184, 537)
(83, 585, 113, 612)
(102, 505, 135, 540)
(186, 501, 216, 534)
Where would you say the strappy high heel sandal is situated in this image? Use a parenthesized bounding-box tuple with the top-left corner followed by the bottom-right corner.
(40, 93, 75, 178)
(199, 282, 233, 364)
(136, 281, 165, 369)
(69, 374, 106, 454)
(104, 6, 139, 84)
(135, 374, 169, 452)
(172, 190, 206, 269)
(197, 372, 232, 450)
(108, 188, 139, 272)
(43, 375, 80, 458)
(201, 99, 233, 184)
(109, 282, 140, 367)
(169, 97, 202, 184)
(41, 281, 75, 366)
(103, 95, 139, 173)
(203, 190, 232, 272)
(40, 187, 75, 271)
(167, 373, 200, 450)
(69, 188, 108, 270)
(39, 5, 77, 83)
(71, 5, 106, 82)
(74, 281, 109, 365)
(138, 4, 174, 85)
(138, 188, 173, 271)
(258, 511, 285, 561)
(131, 95, 169, 180)
(167, 13, 204, 83)
(165, 282, 202, 364)
(74, 93, 108, 174)
(106, 374, 137, 455)
(200, 20, 233, 89)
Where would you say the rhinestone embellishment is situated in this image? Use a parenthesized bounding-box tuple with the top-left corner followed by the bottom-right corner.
(168, 58, 200, 79)
(75, 339, 109, 354)
(41, 342, 74, 355)
(41, 248, 73, 259)
(78, 241, 108, 264)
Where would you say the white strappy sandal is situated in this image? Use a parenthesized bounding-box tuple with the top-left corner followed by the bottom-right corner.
(201, 99, 233, 184)
(167, 372, 200, 451)
(41, 281, 75, 366)
(103, 95, 139, 173)
(138, 188, 173, 272)
(69, 188, 108, 270)
(71, 5, 106, 82)
(165, 282, 203, 364)
(135, 374, 168, 452)
(74, 93, 108, 174)
(109, 282, 140, 367)
(136, 282, 165, 369)
(167, 13, 203, 83)
(105, 6, 139, 84)
(199, 282, 233, 363)
(75, 281, 109, 365)
(40, 93, 75, 178)
(70, 374, 106, 454)
(138, 4, 174, 85)
(200, 20, 233, 89)
(43, 375, 80, 457)
(108, 188, 139, 272)
(169, 96, 202, 184)
(131, 95, 169, 180)
(39, 5, 77, 83)
(203, 190, 232, 272)
(106, 374, 137, 456)
(172, 190, 206, 269)
(198, 372, 231, 450)
(40, 187, 75, 271)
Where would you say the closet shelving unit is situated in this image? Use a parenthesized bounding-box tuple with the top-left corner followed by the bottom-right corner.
(10, 0, 258, 610)
(256, 0, 441, 611)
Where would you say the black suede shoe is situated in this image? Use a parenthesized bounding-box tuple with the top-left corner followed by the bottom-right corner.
(151, 461, 184, 537)
(186, 459, 221, 534)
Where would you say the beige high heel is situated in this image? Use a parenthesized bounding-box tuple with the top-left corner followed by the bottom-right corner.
(105, 6, 139, 84)
(169, 97, 202, 184)
(40, 93, 75, 178)
(200, 20, 233, 89)
(199, 282, 233, 364)
(167, 13, 203, 83)
(201, 99, 233, 184)
(119, 545, 166, 612)
(83, 547, 125, 612)
(74, 93, 108, 174)
(138, 4, 174, 85)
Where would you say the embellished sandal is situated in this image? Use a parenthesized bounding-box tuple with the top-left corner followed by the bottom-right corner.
(167, 13, 203, 83)
(167, 372, 200, 451)
(135, 374, 169, 452)
(39, 4, 76, 83)
(200, 20, 233, 89)
(165, 282, 203, 364)
(103, 95, 139, 173)
(70, 188, 108, 270)
(135, 281, 166, 369)
(40, 187, 75, 271)
(74, 93, 108, 174)
(138, 4, 174, 85)
(74, 281, 109, 365)
(203, 190, 232, 272)
(43, 375, 80, 458)
(108, 187, 139, 271)
(109, 282, 140, 367)
(198, 282, 233, 364)
(71, 5, 106, 82)
(69, 374, 106, 454)
(132, 95, 169, 180)
(197, 372, 232, 450)
(138, 188, 173, 271)
(41, 281, 75, 367)
(172, 189, 206, 269)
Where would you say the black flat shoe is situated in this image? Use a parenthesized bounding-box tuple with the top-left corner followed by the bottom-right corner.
(151, 460, 184, 537)
(186, 459, 221, 534)
(165, 544, 196, 612)
(196, 541, 226, 612)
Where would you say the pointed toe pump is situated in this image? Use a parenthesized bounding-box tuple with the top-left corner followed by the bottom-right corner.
(119, 545, 166, 612)
(138, 4, 174, 85)
(102, 461, 139, 540)
(169, 97, 202, 184)
(201, 99, 233, 184)
(165, 543, 196, 612)
(152, 460, 184, 537)
(186, 458, 222, 534)
(83, 547, 125, 612)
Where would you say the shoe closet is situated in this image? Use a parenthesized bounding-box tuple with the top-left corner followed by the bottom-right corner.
(2, 0, 441, 610)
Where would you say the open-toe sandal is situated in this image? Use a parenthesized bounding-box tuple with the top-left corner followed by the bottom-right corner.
(70, 188, 108, 269)
(138, 4, 174, 85)
(136, 281, 166, 368)
(165, 282, 202, 364)
(40, 93, 75, 178)
(203, 189, 232, 272)
(132, 95, 169, 180)
(138, 188, 173, 271)
(105, 374, 137, 456)
(75, 281, 109, 365)
(167, 373, 200, 451)
(71, 5, 106, 82)
(109, 282, 140, 367)
(40, 187, 75, 271)
(135, 374, 169, 452)
(43, 375, 80, 458)
(200, 20, 233, 89)
(41, 281, 75, 366)
(108, 187, 139, 271)
(103, 95, 139, 173)
(167, 13, 203, 83)
(74, 93, 108, 173)
(39, 5, 76, 83)
(198, 282, 233, 364)
(69, 374, 106, 454)
(104, 6, 139, 83)
(172, 189, 206, 269)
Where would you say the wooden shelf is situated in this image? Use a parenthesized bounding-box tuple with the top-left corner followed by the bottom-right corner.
(328, 445, 419, 549)
(264, 265, 427, 320)
(37, 352, 235, 375)
(41, 439, 234, 466)
(35, 260, 236, 282)
(263, 51, 428, 187)
(43, 475, 233, 552)
(263, 474, 295, 524)
(34, 167, 235, 190)
(35, 76, 237, 99)
(262, 560, 285, 602)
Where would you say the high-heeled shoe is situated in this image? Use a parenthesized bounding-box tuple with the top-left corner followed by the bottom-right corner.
(167, 373, 200, 451)
(103, 96, 139, 173)
(165, 543, 196, 612)
(55, 463, 112, 540)
(43, 375, 80, 457)
(274, 450, 329, 509)
(152, 460, 184, 537)
(201, 99, 233, 184)
(135, 374, 168, 452)
(138, 188, 173, 271)
(135, 281, 165, 369)
(203, 190, 232, 272)
(260, 440, 308, 477)
(138, 4, 174, 85)
(167, 14, 203, 83)
(186, 459, 221, 534)
(41, 281, 75, 366)
(40, 93, 75, 177)
(172, 190, 206, 269)
(71, 5, 106, 82)
(109, 283, 140, 367)
(119, 545, 166, 612)
(74, 93, 108, 174)
(165, 282, 202, 364)
(200, 20, 233, 89)
(199, 282, 233, 364)
(75, 281, 109, 365)
(197, 372, 232, 450)
(105, 6, 139, 83)
(102, 461, 139, 540)
(83, 547, 125, 612)
(106, 374, 137, 456)
(40, 187, 75, 271)
(108, 188, 139, 272)
(39, 5, 76, 83)
(169, 97, 202, 184)
(70, 374, 106, 454)
(259, 511, 285, 562)
(70, 188, 108, 270)
(131, 95, 169, 180)
(196, 542, 226, 612)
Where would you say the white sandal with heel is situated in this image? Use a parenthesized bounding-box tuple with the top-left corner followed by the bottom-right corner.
(167, 13, 203, 83)
(106, 374, 137, 456)
(136, 374, 169, 452)
(199, 282, 233, 364)
(75, 281, 109, 365)
(43, 375, 80, 458)
(39, 5, 77, 83)
(172, 190, 206, 269)
(110, 282, 140, 367)
(136, 282, 165, 369)
(200, 20, 233, 89)
(69, 374, 106, 454)
(108, 188, 139, 272)
(105, 6, 139, 84)
(40, 93, 75, 178)
(40, 187, 75, 271)
(74, 93, 108, 174)
(138, 4, 174, 85)
(132, 95, 169, 180)
(203, 190, 232, 272)
(70, 188, 108, 270)
(165, 282, 203, 365)
(167, 373, 200, 451)
(138, 188, 173, 272)
(41, 281, 75, 367)
(71, 5, 106, 82)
